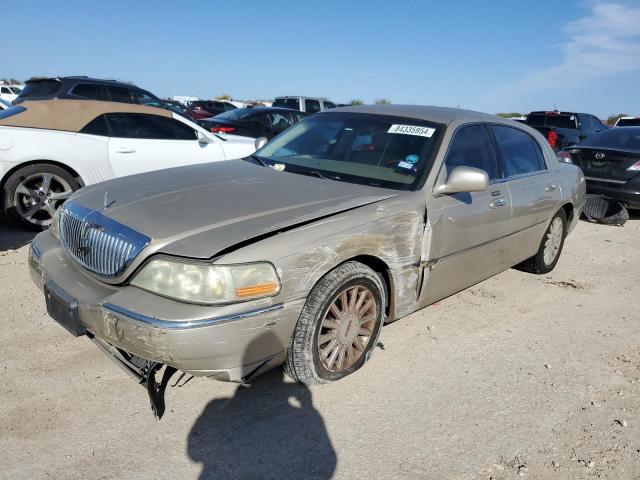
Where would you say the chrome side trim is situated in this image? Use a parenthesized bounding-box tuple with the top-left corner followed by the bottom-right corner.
(584, 176, 627, 185)
(101, 303, 285, 330)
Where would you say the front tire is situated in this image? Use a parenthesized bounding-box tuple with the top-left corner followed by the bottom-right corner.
(517, 209, 567, 274)
(2, 164, 78, 230)
(284, 261, 386, 385)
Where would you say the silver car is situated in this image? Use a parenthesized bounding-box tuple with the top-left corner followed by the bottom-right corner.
(29, 105, 585, 417)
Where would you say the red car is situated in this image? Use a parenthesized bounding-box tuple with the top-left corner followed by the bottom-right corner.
(186, 100, 237, 121)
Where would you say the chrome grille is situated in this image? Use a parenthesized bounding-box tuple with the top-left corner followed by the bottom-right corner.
(59, 203, 150, 278)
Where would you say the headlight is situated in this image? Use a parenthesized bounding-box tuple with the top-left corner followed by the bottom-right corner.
(130, 259, 281, 305)
(49, 207, 62, 239)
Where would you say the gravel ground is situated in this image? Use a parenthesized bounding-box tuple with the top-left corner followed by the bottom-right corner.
(1, 215, 639, 480)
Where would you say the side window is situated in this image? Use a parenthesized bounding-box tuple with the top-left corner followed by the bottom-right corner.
(131, 89, 155, 104)
(71, 83, 107, 100)
(253, 113, 270, 127)
(106, 113, 197, 140)
(444, 124, 500, 181)
(224, 103, 236, 111)
(323, 101, 336, 109)
(268, 112, 292, 131)
(491, 125, 546, 177)
(108, 86, 133, 103)
(1, 87, 9, 94)
(80, 114, 110, 136)
(305, 99, 321, 113)
(589, 115, 605, 131)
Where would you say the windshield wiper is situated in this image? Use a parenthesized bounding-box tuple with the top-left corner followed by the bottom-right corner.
(308, 170, 342, 181)
(249, 154, 268, 167)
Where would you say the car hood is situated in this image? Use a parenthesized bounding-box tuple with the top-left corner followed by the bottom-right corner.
(70, 160, 404, 259)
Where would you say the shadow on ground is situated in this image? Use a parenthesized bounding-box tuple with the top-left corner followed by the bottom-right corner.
(0, 220, 36, 252)
(187, 333, 336, 480)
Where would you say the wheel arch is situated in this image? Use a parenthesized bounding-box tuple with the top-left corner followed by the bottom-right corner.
(1, 159, 85, 208)
(558, 202, 574, 228)
(339, 254, 393, 320)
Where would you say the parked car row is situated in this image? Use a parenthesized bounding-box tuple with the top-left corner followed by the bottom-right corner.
(0, 100, 256, 229)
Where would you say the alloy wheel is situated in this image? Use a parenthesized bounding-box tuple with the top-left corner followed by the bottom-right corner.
(13, 173, 74, 227)
(317, 285, 377, 373)
(543, 216, 563, 266)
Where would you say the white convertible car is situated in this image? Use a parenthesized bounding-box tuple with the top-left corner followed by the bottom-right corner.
(0, 100, 256, 229)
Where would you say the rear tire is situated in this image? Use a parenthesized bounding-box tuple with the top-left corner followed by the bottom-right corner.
(284, 261, 386, 385)
(517, 209, 566, 274)
(2, 164, 78, 230)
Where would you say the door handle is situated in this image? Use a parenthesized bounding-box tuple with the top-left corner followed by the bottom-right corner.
(116, 148, 136, 154)
(545, 184, 557, 191)
(490, 198, 506, 209)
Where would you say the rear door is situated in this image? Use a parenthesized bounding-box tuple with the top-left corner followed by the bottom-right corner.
(491, 124, 560, 262)
(105, 113, 225, 177)
(419, 123, 512, 306)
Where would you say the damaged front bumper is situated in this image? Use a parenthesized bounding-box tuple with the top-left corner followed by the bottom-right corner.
(29, 232, 304, 417)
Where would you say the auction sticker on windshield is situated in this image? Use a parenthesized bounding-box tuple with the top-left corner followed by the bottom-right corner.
(387, 124, 435, 138)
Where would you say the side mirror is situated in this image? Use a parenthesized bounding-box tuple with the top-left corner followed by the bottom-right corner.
(433, 166, 489, 196)
(198, 131, 212, 144)
(255, 136, 268, 150)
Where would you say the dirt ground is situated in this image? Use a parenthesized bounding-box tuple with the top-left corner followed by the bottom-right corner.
(1, 214, 639, 480)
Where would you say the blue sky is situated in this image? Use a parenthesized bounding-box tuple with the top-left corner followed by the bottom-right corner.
(6, 1, 640, 117)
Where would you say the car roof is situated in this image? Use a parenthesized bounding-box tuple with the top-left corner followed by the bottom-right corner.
(0, 99, 171, 132)
(242, 106, 302, 113)
(325, 104, 502, 125)
(26, 76, 144, 88)
(274, 96, 329, 101)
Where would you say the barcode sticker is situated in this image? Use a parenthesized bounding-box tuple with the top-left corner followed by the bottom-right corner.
(387, 124, 435, 138)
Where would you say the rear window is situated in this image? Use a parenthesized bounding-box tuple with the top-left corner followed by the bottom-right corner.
(617, 118, 640, 127)
(19, 80, 62, 98)
(0, 106, 27, 119)
(273, 98, 300, 110)
(213, 108, 252, 121)
(526, 113, 578, 129)
(580, 128, 640, 151)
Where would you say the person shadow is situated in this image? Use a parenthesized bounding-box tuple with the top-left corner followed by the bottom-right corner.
(187, 331, 337, 480)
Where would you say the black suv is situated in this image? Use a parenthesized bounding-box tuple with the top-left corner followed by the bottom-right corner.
(14, 76, 159, 105)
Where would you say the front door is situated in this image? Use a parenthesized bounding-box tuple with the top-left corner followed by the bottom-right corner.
(419, 123, 512, 307)
(105, 113, 224, 177)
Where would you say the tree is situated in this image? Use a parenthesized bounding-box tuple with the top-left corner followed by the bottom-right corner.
(216, 94, 232, 100)
(374, 98, 391, 105)
(606, 113, 628, 126)
(496, 112, 524, 118)
(350, 99, 364, 105)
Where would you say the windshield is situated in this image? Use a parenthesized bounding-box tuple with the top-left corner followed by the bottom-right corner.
(617, 118, 640, 127)
(213, 108, 252, 121)
(526, 113, 578, 129)
(580, 128, 640, 151)
(255, 112, 443, 191)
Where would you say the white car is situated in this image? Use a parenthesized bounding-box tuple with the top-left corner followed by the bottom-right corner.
(0, 100, 256, 229)
(0, 84, 23, 103)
